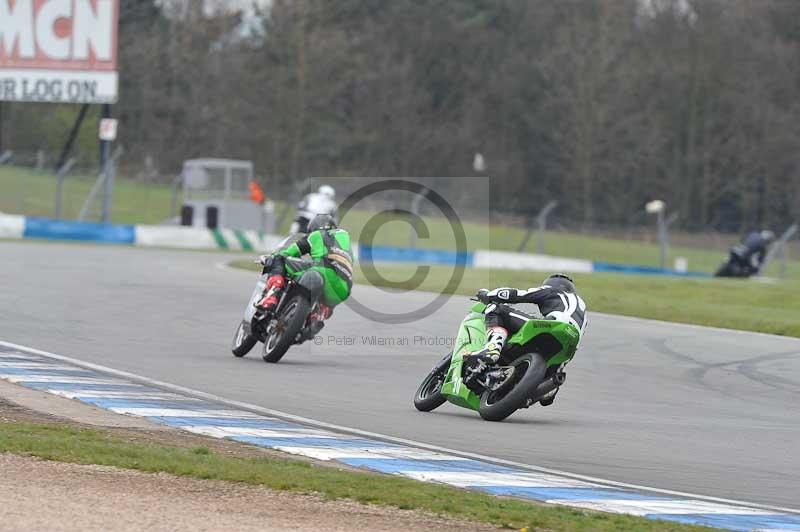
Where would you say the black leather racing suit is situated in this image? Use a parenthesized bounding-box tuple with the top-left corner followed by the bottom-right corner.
(480, 285, 588, 345)
(729, 232, 770, 275)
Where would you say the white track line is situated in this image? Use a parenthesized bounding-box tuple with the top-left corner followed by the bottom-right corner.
(565, 500, 777, 516)
(182, 426, 342, 439)
(106, 407, 263, 418)
(274, 447, 471, 461)
(2, 339, 798, 516)
(0, 362, 78, 370)
(0, 375, 125, 385)
(402, 471, 595, 488)
(48, 390, 201, 400)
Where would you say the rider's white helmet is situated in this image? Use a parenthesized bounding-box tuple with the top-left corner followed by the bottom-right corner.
(318, 185, 336, 199)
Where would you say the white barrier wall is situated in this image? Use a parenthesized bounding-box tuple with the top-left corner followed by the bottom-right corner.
(134, 225, 219, 249)
(473, 250, 593, 273)
(0, 214, 24, 239)
(134, 225, 282, 252)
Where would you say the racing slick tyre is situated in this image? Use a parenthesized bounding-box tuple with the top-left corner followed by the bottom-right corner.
(262, 295, 310, 363)
(231, 320, 258, 357)
(478, 353, 547, 422)
(413, 356, 451, 412)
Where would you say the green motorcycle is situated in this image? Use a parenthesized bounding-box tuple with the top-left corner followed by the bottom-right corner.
(414, 300, 580, 421)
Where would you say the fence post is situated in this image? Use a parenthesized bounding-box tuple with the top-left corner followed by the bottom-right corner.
(170, 175, 182, 219)
(409, 190, 429, 249)
(54, 158, 76, 219)
(54, 104, 89, 173)
(79, 146, 123, 221)
(780, 243, 788, 280)
(517, 201, 557, 253)
(760, 223, 797, 278)
(536, 201, 558, 254)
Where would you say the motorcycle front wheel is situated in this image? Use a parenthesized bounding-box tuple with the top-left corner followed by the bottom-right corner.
(478, 353, 546, 422)
(231, 320, 258, 357)
(414, 370, 447, 412)
(413, 353, 451, 412)
(262, 295, 310, 363)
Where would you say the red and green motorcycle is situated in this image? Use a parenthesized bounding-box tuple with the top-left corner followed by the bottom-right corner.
(414, 300, 580, 422)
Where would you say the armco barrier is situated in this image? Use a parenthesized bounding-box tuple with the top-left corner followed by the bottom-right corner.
(473, 249, 593, 273)
(1, 214, 712, 277)
(358, 245, 473, 266)
(134, 225, 282, 252)
(0, 214, 277, 252)
(134, 224, 220, 250)
(361, 243, 711, 277)
(24, 218, 135, 244)
(593, 261, 712, 278)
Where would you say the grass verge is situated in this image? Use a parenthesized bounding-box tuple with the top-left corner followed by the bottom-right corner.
(0, 422, 712, 531)
(230, 260, 800, 337)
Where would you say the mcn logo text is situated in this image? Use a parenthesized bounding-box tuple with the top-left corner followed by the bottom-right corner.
(0, 0, 119, 103)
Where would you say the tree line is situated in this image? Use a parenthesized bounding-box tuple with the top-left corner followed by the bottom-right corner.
(3, 0, 800, 232)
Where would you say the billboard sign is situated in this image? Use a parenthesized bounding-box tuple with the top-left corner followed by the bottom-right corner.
(0, 0, 119, 103)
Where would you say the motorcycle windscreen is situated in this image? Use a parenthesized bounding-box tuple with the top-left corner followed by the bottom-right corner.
(243, 279, 267, 322)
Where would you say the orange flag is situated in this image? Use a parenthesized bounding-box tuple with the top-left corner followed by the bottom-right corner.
(249, 181, 265, 204)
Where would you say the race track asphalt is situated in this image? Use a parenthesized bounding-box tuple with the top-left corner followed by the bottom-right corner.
(1, 241, 798, 508)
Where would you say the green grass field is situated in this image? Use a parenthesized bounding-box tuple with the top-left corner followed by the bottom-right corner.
(334, 213, 798, 279)
(383, 266, 800, 337)
(232, 261, 800, 337)
(263, 195, 798, 280)
(2, 164, 796, 277)
(0, 422, 714, 532)
(0, 165, 174, 225)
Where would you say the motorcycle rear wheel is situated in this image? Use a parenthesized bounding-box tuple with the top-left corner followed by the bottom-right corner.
(714, 262, 735, 277)
(231, 320, 258, 357)
(262, 295, 310, 363)
(478, 353, 546, 422)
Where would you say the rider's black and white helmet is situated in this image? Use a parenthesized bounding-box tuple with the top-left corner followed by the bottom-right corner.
(307, 214, 337, 233)
(544, 273, 575, 293)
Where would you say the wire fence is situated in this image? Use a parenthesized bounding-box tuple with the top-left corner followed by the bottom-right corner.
(0, 151, 175, 225)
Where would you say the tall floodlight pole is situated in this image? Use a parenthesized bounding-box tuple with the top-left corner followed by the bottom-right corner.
(646, 200, 668, 269)
(100, 105, 117, 223)
(473, 152, 486, 174)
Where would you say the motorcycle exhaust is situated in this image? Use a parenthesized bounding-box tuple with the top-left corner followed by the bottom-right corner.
(532, 372, 566, 399)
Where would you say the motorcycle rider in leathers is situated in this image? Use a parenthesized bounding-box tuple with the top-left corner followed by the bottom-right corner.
(470, 273, 588, 406)
(256, 214, 353, 334)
